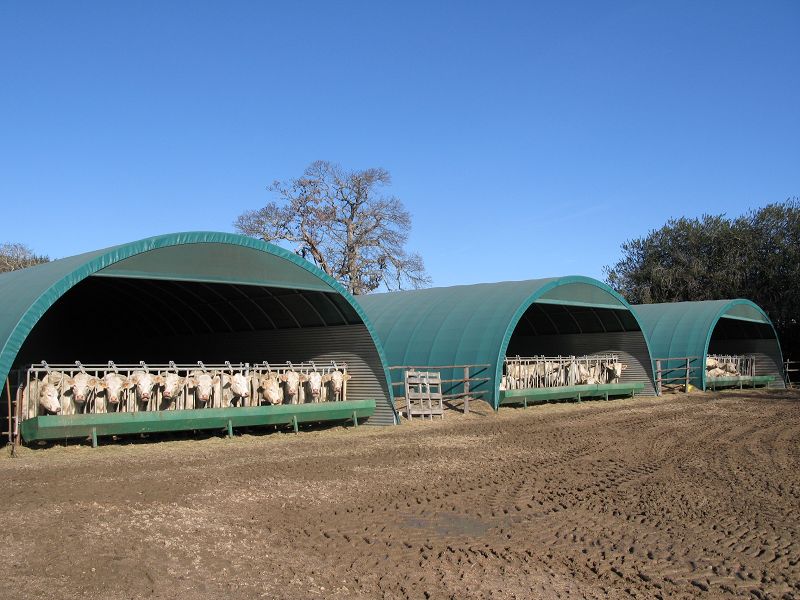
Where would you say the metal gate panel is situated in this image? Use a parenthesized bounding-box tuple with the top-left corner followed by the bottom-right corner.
(506, 331, 657, 396)
(708, 338, 786, 389)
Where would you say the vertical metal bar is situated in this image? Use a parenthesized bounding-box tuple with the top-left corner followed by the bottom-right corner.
(685, 358, 690, 392)
(352, 411, 358, 427)
(227, 419, 233, 438)
(656, 360, 662, 395)
(292, 414, 298, 433)
(463, 366, 470, 415)
(91, 427, 98, 448)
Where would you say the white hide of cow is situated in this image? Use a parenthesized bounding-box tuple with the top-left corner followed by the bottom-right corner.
(186, 370, 220, 408)
(24, 372, 65, 418)
(602, 361, 627, 384)
(304, 371, 324, 402)
(95, 372, 131, 413)
(156, 372, 185, 409)
(281, 371, 305, 404)
(220, 373, 250, 407)
(706, 357, 719, 369)
(258, 374, 283, 405)
(130, 370, 158, 411)
(63, 372, 99, 415)
(326, 370, 351, 401)
(38, 382, 62, 415)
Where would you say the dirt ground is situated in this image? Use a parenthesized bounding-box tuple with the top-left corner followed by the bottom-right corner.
(1, 389, 799, 599)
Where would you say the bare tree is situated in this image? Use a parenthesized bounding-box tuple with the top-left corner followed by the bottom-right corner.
(0, 242, 50, 273)
(235, 160, 431, 295)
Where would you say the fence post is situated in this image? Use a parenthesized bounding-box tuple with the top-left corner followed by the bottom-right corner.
(463, 366, 470, 415)
(685, 358, 691, 392)
(656, 360, 662, 395)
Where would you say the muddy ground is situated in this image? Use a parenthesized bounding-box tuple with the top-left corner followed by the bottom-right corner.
(1, 389, 799, 599)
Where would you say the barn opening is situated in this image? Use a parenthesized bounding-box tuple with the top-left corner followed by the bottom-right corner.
(0, 234, 398, 444)
(707, 310, 785, 386)
(504, 282, 656, 396)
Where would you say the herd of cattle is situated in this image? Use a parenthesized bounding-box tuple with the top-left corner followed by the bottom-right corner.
(501, 354, 628, 390)
(705, 354, 755, 378)
(24, 362, 351, 418)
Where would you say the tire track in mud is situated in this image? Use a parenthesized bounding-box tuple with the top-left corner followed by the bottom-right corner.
(1, 390, 799, 599)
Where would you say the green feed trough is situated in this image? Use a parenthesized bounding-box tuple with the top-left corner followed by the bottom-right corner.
(500, 382, 645, 406)
(21, 400, 376, 444)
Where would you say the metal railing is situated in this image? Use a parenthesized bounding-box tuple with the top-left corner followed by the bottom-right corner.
(706, 354, 755, 378)
(503, 354, 622, 389)
(388, 364, 491, 414)
(16, 359, 351, 437)
(785, 360, 799, 388)
(654, 357, 702, 395)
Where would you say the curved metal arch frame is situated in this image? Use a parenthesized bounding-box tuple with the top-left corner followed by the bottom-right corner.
(495, 276, 657, 409)
(0, 232, 398, 423)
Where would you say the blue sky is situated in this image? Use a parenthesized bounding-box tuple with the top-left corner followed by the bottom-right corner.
(1, 1, 797, 287)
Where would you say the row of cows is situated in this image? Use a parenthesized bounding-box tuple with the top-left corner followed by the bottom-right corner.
(705, 354, 755, 378)
(24, 362, 351, 418)
(501, 354, 628, 390)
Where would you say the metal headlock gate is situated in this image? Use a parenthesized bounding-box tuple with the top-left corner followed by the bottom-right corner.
(654, 354, 776, 394)
(13, 360, 374, 447)
(499, 354, 645, 406)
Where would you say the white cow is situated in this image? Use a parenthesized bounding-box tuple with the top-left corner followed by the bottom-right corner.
(258, 374, 283, 405)
(63, 372, 99, 415)
(130, 370, 158, 411)
(95, 373, 131, 413)
(602, 361, 627, 384)
(220, 373, 250, 407)
(281, 370, 305, 405)
(304, 371, 324, 403)
(325, 370, 351, 402)
(156, 372, 185, 410)
(186, 370, 220, 408)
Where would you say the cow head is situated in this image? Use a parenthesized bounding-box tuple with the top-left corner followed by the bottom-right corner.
(305, 371, 323, 401)
(187, 371, 220, 402)
(280, 371, 303, 401)
(38, 383, 61, 414)
(225, 373, 250, 399)
(327, 370, 351, 397)
(64, 372, 98, 403)
(97, 373, 131, 405)
(130, 371, 157, 400)
(157, 372, 185, 400)
(258, 375, 283, 405)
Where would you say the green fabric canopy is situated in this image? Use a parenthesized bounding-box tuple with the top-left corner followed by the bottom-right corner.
(633, 299, 784, 389)
(358, 276, 653, 409)
(0, 232, 395, 415)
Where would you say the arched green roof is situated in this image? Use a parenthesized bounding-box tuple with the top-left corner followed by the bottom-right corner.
(633, 299, 783, 389)
(0, 232, 395, 417)
(358, 276, 654, 409)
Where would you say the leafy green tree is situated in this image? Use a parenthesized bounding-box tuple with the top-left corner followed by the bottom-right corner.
(605, 199, 800, 358)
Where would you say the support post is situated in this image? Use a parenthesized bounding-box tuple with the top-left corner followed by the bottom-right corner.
(685, 358, 690, 392)
(227, 419, 233, 438)
(463, 366, 470, 415)
(292, 415, 298, 434)
(91, 427, 98, 448)
(656, 360, 662, 395)
(352, 411, 358, 427)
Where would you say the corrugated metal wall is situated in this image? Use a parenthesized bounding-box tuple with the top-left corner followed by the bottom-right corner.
(507, 331, 657, 395)
(155, 324, 396, 424)
(708, 338, 786, 389)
